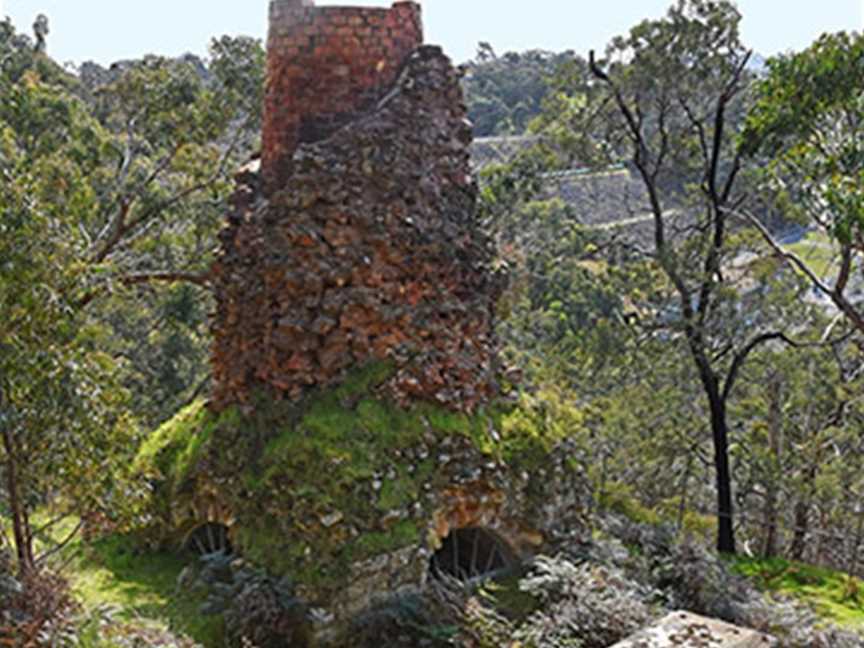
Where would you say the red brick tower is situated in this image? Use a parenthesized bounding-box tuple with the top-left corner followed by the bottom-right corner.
(261, 0, 423, 189)
(212, 1, 502, 413)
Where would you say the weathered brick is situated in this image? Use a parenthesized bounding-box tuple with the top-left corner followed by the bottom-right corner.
(261, 0, 423, 187)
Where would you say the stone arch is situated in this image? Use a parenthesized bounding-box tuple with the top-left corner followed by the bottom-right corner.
(184, 521, 233, 556)
(429, 526, 517, 582)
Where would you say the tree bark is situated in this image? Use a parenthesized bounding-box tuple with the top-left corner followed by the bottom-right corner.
(710, 397, 736, 554)
(789, 498, 810, 561)
(693, 351, 736, 554)
(762, 374, 783, 557)
(849, 506, 864, 576)
(0, 386, 33, 574)
(676, 452, 693, 535)
(789, 462, 818, 561)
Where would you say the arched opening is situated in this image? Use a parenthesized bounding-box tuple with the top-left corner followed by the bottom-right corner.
(185, 522, 233, 556)
(429, 527, 517, 582)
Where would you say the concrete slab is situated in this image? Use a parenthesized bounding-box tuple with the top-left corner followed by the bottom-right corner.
(610, 611, 777, 647)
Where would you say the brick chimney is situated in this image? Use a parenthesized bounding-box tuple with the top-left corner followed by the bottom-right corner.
(261, 0, 423, 189)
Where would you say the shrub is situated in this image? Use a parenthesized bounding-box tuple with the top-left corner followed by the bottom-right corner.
(0, 567, 78, 647)
(195, 552, 310, 648)
(345, 592, 452, 648)
(514, 555, 656, 647)
(417, 556, 655, 648)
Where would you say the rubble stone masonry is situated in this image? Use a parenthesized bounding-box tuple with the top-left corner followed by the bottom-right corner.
(212, 39, 504, 412)
(262, 0, 422, 188)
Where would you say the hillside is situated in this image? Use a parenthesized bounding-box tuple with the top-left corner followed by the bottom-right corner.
(4, 3, 864, 648)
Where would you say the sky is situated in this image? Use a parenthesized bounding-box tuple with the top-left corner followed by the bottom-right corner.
(0, 1, 862, 68)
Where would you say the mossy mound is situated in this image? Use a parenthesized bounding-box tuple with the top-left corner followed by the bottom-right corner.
(134, 362, 590, 606)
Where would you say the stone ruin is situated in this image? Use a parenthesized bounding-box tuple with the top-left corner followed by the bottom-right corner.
(211, 0, 504, 414)
(139, 3, 778, 645)
(145, 0, 590, 642)
(261, 0, 422, 190)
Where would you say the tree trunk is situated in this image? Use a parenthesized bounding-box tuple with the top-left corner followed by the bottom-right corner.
(761, 491, 779, 558)
(849, 507, 864, 576)
(0, 406, 33, 574)
(692, 349, 736, 555)
(762, 375, 783, 557)
(709, 394, 735, 554)
(789, 498, 810, 561)
(676, 452, 693, 536)
(789, 463, 818, 561)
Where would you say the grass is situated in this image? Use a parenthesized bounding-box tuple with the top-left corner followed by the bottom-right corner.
(733, 556, 864, 628)
(67, 533, 222, 645)
(785, 230, 838, 280)
(1, 508, 222, 645)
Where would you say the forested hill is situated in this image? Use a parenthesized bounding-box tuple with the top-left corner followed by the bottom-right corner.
(463, 44, 583, 136)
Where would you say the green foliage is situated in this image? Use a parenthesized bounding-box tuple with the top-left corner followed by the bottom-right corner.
(734, 556, 864, 627)
(7, 21, 262, 428)
(598, 482, 662, 526)
(743, 31, 864, 314)
(0, 40, 142, 568)
(464, 46, 582, 137)
(0, 20, 270, 574)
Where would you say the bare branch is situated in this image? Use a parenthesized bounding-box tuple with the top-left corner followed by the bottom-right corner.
(729, 207, 833, 295)
(35, 519, 84, 567)
(722, 331, 799, 403)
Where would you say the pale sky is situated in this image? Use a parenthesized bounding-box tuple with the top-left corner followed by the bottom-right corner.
(1, 1, 862, 67)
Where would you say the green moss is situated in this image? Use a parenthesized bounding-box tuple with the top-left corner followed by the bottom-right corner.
(733, 556, 864, 628)
(377, 475, 418, 511)
(423, 406, 472, 435)
(332, 360, 397, 400)
(133, 399, 208, 477)
(68, 533, 223, 645)
(301, 396, 358, 442)
(351, 520, 419, 556)
(233, 518, 302, 576)
(133, 362, 585, 599)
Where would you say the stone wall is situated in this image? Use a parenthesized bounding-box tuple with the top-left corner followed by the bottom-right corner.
(212, 45, 504, 412)
(262, 0, 422, 188)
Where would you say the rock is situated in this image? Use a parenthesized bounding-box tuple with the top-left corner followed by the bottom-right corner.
(610, 611, 777, 647)
(320, 512, 344, 528)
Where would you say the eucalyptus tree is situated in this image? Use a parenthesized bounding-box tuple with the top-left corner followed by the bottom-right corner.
(734, 336, 864, 564)
(742, 31, 864, 334)
(0, 70, 136, 572)
(0, 22, 265, 570)
(534, 0, 798, 553)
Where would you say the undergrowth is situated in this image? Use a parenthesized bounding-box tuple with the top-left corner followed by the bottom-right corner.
(733, 556, 864, 628)
(67, 533, 221, 646)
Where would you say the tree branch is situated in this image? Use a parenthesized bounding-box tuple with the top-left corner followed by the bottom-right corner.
(729, 207, 833, 293)
(120, 271, 211, 288)
(722, 331, 799, 403)
(728, 206, 864, 334)
(35, 519, 84, 567)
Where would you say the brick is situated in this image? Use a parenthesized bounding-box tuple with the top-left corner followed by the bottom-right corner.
(262, 1, 423, 182)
